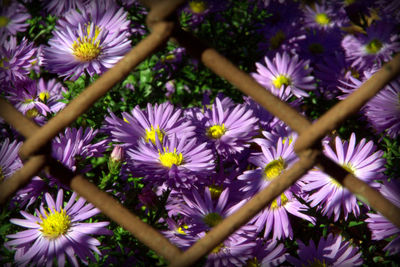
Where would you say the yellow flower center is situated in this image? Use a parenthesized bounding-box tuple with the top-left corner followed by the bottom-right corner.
(308, 43, 324, 54)
(123, 117, 129, 123)
(189, 1, 208, 14)
(264, 157, 285, 180)
(159, 147, 183, 168)
(39, 92, 50, 102)
(0, 16, 9, 27)
(208, 184, 223, 200)
(203, 212, 223, 228)
(163, 54, 176, 62)
(145, 125, 164, 145)
(272, 75, 291, 89)
(0, 167, 4, 182)
(72, 24, 101, 62)
(270, 30, 286, 50)
(176, 224, 188, 235)
(211, 243, 224, 254)
(365, 39, 383, 54)
(206, 124, 226, 139)
(270, 193, 289, 209)
(26, 108, 39, 118)
(245, 257, 260, 267)
(304, 258, 328, 267)
(315, 13, 331, 25)
(39, 208, 71, 239)
(0, 57, 8, 69)
(331, 163, 356, 187)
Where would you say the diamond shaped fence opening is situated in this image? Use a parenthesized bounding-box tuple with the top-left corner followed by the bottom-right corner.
(0, 1, 399, 266)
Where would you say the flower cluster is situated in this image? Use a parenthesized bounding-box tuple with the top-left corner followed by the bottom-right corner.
(1, 0, 399, 266)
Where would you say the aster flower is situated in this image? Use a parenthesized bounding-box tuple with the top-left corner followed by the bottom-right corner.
(194, 97, 259, 159)
(0, 138, 47, 208)
(302, 1, 346, 31)
(0, 36, 37, 85)
(366, 180, 400, 255)
(302, 133, 385, 221)
(180, 0, 230, 28)
(238, 136, 315, 240)
(43, 3, 132, 80)
(52, 127, 107, 174)
(167, 187, 258, 266)
(5, 189, 112, 267)
(363, 77, 400, 138)
(40, 0, 88, 16)
(0, 1, 30, 38)
(127, 134, 214, 189)
(59, 0, 130, 34)
(103, 102, 196, 148)
(287, 233, 363, 266)
(257, 22, 304, 57)
(297, 28, 343, 65)
(341, 20, 400, 71)
(252, 51, 316, 98)
(244, 238, 288, 267)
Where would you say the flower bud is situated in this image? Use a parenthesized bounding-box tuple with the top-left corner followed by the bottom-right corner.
(108, 145, 123, 174)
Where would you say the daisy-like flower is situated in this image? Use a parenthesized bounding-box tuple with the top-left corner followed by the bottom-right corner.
(287, 233, 363, 266)
(5, 189, 112, 267)
(0, 36, 37, 85)
(238, 137, 315, 240)
(6, 78, 67, 115)
(302, 133, 385, 221)
(366, 180, 400, 255)
(43, 3, 131, 80)
(180, 0, 230, 28)
(103, 102, 195, 148)
(127, 134, 214, 189)
(194, 97, 259, 159)
(40, 0, 88, 16)
(0, 1, 30, 38)
(252, 51, 316, 98)
(0, 138, 47, 208)
(52, 127, 107, 173)
(363, 77, 400, 138)
(168, 187, 258, 266)
(244, 238, 288, 267)
(59, 0, 130, 34)
(341, 20, 400, 71)
(302, 1, 346, 31)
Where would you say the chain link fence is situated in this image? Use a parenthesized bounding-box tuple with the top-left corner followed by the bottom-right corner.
(1, 1, 399, 266)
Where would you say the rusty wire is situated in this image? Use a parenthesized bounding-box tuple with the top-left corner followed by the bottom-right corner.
(1, 1, 400, 267)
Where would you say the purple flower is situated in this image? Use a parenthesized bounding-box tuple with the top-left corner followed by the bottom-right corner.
(167, 187, 258, 266)
(127, 134, 214, 189)
(341, 20, 400, 71)
(252, 51, 316, 98)
(0, 2, 30, 38)
(287, 233, 363, 266)
(302, 133, 385, 221)
(180, 0, 230, 28)
(366, 180, 400, 255)
(43, 2, 131, 80)
(103, 102, 195, 148)
(5, 189, 112, 267)
(5, 78, 66, 125)
(193, 97, 259, 159)
(0, 37, 37, 85)
(40, 0, 88, 16)
(302, 1, 346, 31)
(238, 137, 315, 239)
(52, 127, 107, 173)
(245, 238, 288, 267)
(363, 77, 400, 138)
